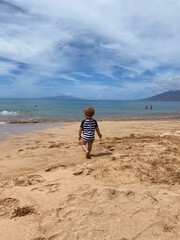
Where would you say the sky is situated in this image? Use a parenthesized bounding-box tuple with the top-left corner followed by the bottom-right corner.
(0, 0, 180, 100)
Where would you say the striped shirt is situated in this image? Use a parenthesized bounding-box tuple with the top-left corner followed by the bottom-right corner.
(80, 118, 98, 141)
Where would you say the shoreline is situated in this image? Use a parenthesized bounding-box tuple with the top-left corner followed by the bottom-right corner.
(1, 114, 180, 124)
(0, 118, 180, 141)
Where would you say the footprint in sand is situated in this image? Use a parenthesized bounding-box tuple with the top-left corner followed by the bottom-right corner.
(0, 197, 20, 217)
(32, 233, 61, 240)
(14, 174, 45, 186)
(72, 165, 94, 176)
(45, 164, 67, 172)
(11, 205, 35, 218)
(56, 206, 80, 222)
(48, 143, 62, 148)
(81, 187, 122, 201)
(32, 183, 60, 193)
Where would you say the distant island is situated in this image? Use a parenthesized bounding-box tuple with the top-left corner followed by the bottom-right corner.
(140, 90, 180, 101)
(42, 95, 81, 100)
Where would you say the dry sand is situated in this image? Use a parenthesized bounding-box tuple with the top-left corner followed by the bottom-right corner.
(0, 121, 179, 240)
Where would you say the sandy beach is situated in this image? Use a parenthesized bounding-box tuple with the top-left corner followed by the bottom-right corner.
(0, 120, 179, 240)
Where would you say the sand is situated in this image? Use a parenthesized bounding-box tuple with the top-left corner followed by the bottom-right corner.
(0, 120, 179, 240)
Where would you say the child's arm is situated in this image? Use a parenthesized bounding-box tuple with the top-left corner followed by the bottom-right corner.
(96, 127, 102, 139)
(78, 127, 83, 140)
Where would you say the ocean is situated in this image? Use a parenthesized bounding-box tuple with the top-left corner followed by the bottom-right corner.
(0, 98, 180, 138)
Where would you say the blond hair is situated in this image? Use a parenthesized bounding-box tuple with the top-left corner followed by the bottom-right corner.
(84, 106, 95, 117)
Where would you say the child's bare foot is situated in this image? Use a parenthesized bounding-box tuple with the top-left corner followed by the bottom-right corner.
(86, 152, 91, 159)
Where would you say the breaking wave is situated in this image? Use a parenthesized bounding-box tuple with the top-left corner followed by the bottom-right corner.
(0, 122, 7, 124)
(0, 110, 18, 116)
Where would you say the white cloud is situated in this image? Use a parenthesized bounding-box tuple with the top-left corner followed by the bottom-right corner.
(1, 0, 180, 98)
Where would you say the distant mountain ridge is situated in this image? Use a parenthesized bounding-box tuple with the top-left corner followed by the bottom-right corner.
(43, 95, 81, 100)
(140, 90, 180, 101)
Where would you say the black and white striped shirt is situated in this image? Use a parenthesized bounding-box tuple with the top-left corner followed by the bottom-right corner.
(80, 118, 98, 141)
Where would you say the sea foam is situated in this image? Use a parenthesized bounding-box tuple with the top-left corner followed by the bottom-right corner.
(0, 122, 7, 124)
(0, 110, 18, 116)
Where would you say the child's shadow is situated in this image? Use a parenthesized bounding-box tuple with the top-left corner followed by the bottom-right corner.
(91, 152, 112, 158)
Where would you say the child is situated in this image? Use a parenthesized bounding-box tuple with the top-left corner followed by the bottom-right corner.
(79, 106, 102, 159)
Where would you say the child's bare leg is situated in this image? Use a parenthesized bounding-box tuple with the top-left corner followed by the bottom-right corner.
(81, 140, 88, 153)
(87, 141, 93, 154)
(81, 140, 92, 159)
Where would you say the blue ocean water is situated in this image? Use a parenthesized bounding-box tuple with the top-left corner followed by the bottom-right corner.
(0, 98, 179, 138)
(0, 98, 180, 124)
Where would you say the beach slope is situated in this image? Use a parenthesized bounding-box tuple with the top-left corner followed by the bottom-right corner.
(0, 121, 180, 240)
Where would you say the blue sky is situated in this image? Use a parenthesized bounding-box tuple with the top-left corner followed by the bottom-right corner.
(0, 0, 180, 100)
